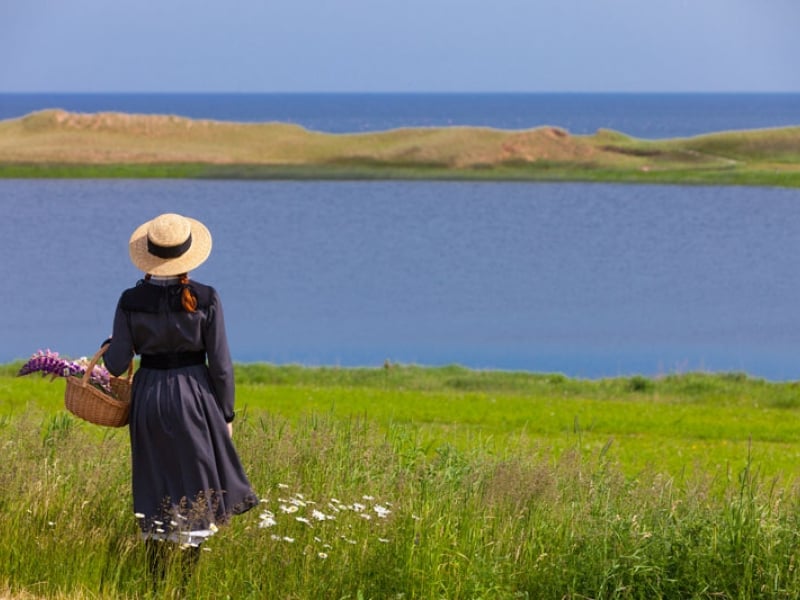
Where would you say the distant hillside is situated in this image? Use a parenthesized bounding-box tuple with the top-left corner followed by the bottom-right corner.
(1, 109, 799, 186)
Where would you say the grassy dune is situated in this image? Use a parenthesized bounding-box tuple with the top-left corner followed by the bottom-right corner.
(1, 109, 799, 186)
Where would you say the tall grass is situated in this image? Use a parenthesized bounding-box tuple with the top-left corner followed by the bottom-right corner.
(3, 402, 800, 599)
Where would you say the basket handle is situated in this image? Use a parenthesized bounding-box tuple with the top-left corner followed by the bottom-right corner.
(81, 345, 109, 387)
(122, 360, 134, 383)
(81, 344, 134, 386)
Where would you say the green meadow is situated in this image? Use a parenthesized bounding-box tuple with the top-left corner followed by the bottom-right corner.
(3, 362, 800, 598)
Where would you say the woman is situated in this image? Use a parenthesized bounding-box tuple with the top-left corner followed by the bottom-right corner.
(103, 213, 258, 575)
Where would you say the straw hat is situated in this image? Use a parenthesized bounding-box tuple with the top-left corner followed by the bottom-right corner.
(129, 213, 212, 276)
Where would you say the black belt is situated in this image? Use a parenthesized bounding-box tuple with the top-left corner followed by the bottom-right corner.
(140, 351, 206, 370)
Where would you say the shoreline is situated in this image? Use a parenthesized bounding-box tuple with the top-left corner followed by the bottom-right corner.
(1, 359, 791, 384)
(2, 162, 799, 188)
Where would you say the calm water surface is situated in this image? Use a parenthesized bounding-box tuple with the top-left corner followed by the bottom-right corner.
(2, 93, 799, 138)
(2, 180, 799, 380)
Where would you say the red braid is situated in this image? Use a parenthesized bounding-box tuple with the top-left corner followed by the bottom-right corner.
(144, 273, 197, 312)
(179, 273, 198, 313)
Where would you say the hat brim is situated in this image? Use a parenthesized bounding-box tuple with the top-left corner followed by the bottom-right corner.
(129, 217, 212, 276)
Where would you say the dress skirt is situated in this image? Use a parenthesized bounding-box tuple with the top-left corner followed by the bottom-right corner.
(129, 364, 258, 545)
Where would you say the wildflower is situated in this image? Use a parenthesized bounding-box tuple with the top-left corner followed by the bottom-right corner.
(318, 552, 328, 560)
(362, 495, 375, 501)
(277, 483, 290, 489)
(17, 349, 112, 393)
(279, 504, 299, 514)
(259, 513, 277, 528)
(312, 509, 333, 521)
(295, 516, 312, 526)
(209, 523, 219, 533)
(134, 513, 145, 519)
(373, 505, 391, 518)
(378, 538, 390, 543)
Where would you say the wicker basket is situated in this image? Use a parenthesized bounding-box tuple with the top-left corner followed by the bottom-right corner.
(64, 345, 133, 427)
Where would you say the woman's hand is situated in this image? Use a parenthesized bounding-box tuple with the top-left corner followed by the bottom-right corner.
(227, 422, 233, 438)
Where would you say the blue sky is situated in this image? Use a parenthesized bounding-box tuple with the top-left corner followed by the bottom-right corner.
(2, 0, 799, 93)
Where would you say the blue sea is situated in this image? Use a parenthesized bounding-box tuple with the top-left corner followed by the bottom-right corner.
(2, 92, 799, 138)
(2, 93, 800, 379)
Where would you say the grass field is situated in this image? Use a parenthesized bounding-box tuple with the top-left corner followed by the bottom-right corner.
(1, 110, 799, 187)
(3, 362, 800, 598)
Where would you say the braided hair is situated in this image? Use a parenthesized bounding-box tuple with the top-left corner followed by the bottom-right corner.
(143, 273, 198, 312)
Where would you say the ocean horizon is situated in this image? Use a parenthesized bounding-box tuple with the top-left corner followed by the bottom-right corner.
(2, 92, 799, 139)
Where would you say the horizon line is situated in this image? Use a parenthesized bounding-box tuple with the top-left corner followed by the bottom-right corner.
(2, 90, 800, 95)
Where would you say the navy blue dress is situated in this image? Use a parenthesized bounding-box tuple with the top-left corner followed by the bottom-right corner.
(104, 277, 258, 544)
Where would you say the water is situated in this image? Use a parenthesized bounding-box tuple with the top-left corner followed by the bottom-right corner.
(2, 180, 799, 380)
(2, 92, 799, 138)
(2, 93, 799, 378)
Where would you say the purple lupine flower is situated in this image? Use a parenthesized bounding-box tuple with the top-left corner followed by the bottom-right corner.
(17, 350, 74, 378)
(18, 349, 112, 393)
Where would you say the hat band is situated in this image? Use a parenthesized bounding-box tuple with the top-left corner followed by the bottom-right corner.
(147, 233, 193, 259)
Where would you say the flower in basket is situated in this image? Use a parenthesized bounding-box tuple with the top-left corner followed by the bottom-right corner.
(18, 349, 112, 394)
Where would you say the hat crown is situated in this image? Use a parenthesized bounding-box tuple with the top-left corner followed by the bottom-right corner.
(147, 213, 191, 247)
(130, 213, 212, 276)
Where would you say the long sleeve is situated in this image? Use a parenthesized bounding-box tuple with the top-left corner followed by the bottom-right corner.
(204, 289, 236, 422)
(104, 299, 135, 377)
